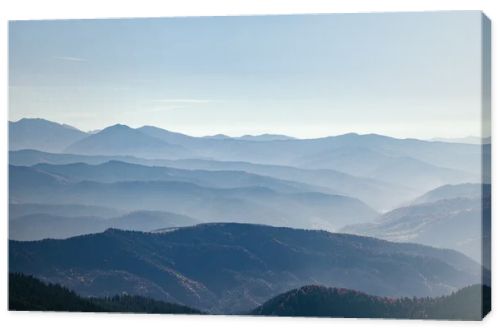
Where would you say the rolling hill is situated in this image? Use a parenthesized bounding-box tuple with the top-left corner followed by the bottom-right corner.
(151, 158, 418, 211)
(10, 273, 488, 319)
(342, 183, 491, 262)
(412, 183, 489, 204)
(295, 145, 477, 191)
(138, 128, 482, 177)
(9, 210, 200, 241)
(9, 203, 123, 220)
(9, 223, 481, 313)
(290, 133, 482, 176)
(251, 284, 490, 320)
(9, 149, 419, 211)
(10, 164, 377, 230)
(30, 160, 323, 194)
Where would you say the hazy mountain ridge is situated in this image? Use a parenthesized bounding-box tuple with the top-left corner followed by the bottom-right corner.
(9, 118, 482, 208)
(64, 124, 191, 159)
(341, 183, 491, 263)
(8, 118, 489, 316)
(10, 164, 377, 231)
(10, 149, 420, 210)
(236, 134, 295, 141)
(9, 203, 124, 220)
(9, 118, 89, 153)
(431, 136, 490, 145)
(9, 223, 481, 313)
(29, 160, 325, 194)
(131, 126, 484, 178)
(413, 183, 490, 204)
(294, 145, 478, 191)
(9, 210, 200, 241)
(10, 118, 482, 176)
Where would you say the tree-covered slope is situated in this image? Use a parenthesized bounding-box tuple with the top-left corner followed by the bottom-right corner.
(251, 284, 490, 320)
(9, 273, 202, 314)
(10, 223, 481, 313)
(11, 272, 488, 319)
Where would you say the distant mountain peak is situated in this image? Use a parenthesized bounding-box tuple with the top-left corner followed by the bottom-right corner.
(139, 125, 173, 133)
(237, 134, 295, 141)
(13, 118, 83, 131)
(340, 132, 360, 136)
(63, 122, 190, 159)
(17, 117, 53, 123)
(102, 124, 133, 131)
(9, 118, 88, 153)
(203, 134, 231, 139)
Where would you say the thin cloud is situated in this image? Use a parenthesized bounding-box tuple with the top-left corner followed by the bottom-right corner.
(150, 99, 217, 104)
(142, 99, 217, 114)
(53, 56, 87, 62)
(148, 105, 188, 113)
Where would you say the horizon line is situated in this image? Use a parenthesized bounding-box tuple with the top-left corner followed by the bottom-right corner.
(9, 117, 487, 142)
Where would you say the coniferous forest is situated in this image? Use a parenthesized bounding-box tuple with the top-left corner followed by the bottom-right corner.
(10, 273, 489, 320)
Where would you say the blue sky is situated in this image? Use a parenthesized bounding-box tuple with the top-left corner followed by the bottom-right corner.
(9, 12, 486, 138)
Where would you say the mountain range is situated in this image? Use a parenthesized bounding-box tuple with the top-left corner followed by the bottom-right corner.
(9, 223, 482, 313)
(9, 203, 123, 220)
(10, 210, 200, 241)
(341, 183, 491, 263)
(9, 164, 377, 231)
(28, 160, 324, 194)
(8, 117, 490, 318)
(412, 183, 489, 204)
(9, 118, 88, 153)
(9, 149, 417, 211)
(10, 118, 481, 192)
(64, 124, 191, 159)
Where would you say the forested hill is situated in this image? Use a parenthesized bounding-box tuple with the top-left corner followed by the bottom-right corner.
(10, 273, 490, 320)
(251, 285, 491, 320)
(9, 273, 203, 314)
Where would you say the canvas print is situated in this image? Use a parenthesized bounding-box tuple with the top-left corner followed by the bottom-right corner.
(8, 11, 491, 320)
